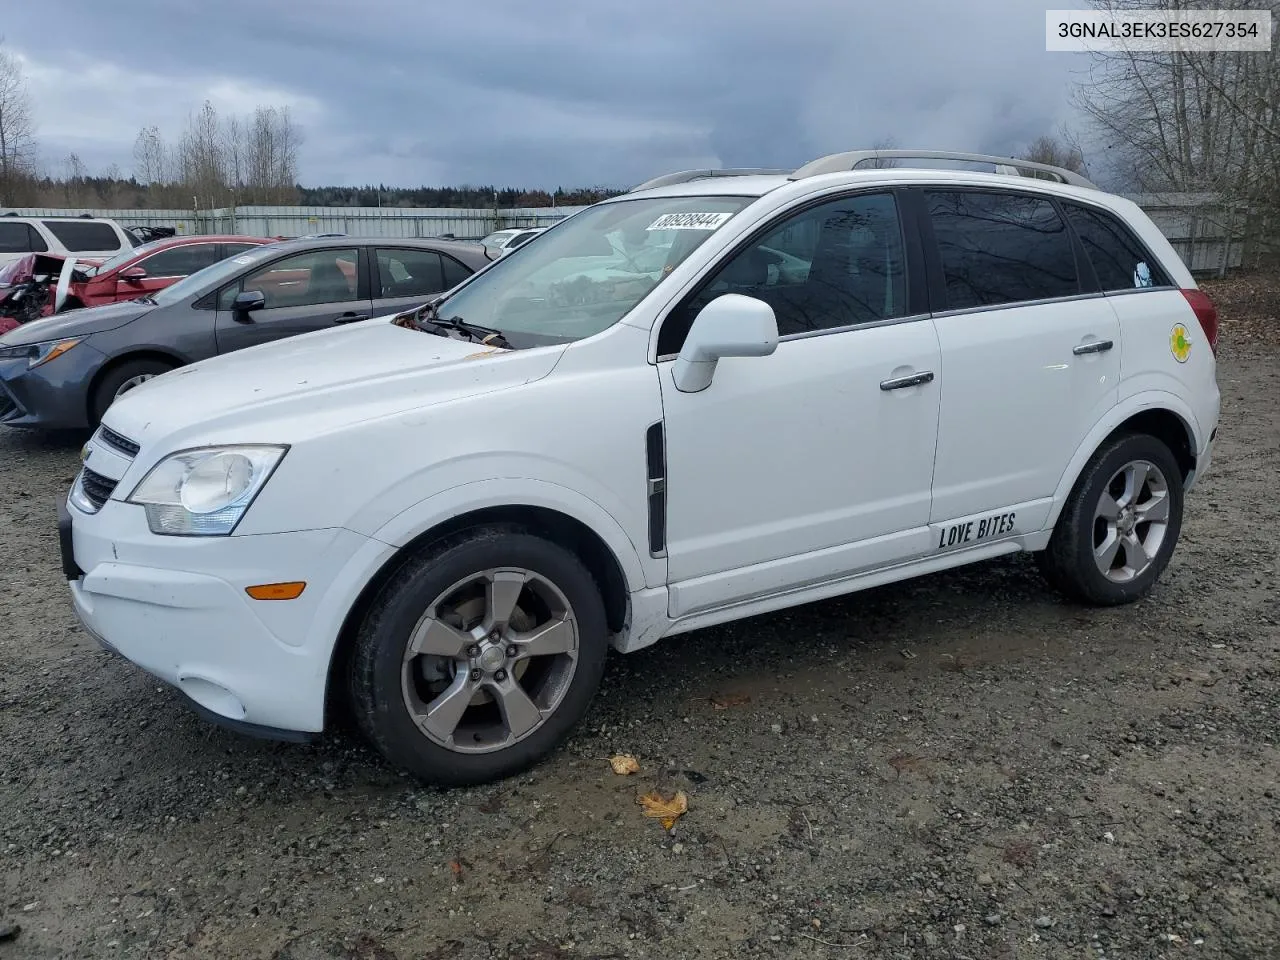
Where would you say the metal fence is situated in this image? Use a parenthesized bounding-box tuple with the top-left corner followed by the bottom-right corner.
(2, 195, 1260, 275)
(2, 205, 586, 242)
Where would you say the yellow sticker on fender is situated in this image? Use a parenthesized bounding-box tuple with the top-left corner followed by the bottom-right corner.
(1170, 324, 1192, 363)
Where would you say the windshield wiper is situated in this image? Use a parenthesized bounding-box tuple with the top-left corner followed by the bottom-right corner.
(408, 298, 512, 348)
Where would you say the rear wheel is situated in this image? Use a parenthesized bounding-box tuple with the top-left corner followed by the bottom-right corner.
(349, 525, 608, 786)
(90, 357, 175, 426)
(1037, 433, 1184, 605)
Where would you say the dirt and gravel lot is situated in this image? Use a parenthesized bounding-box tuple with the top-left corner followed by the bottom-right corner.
(1, 275, 1278, 960)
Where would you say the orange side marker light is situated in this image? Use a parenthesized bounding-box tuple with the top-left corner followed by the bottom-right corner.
(246, 582, 307, 601)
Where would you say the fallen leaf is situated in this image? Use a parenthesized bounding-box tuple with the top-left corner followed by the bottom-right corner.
(638, 790, 689, 830)
(609, 754, 641, 775)
(710, 693, 751, 710)
(449, 859, 464, 881)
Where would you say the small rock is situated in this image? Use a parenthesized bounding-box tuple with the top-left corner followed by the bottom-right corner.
(1101, 905, 1116, 918)
(923, 930, 940, 948)
(985, 913, 1002, 926)
(953, 923, 966, 934)
(977, 873, 994, 886)
(0, 922, 19, 942)
(20, 902, 38, 913)
(671, 843, 684, 854)
(1035, 916, 1055, 928)
(770, 723, 783, 734)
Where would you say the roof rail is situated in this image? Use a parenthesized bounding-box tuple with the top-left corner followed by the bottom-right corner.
(789, 149, 1097, 189)
(629, 167, 791, 193)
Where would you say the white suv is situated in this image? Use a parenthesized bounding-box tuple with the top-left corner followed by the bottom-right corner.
(0, 214, 134, 266)
(60, 149, 1221, 786)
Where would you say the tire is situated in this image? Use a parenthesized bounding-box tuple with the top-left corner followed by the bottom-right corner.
(349, 525, 609, 786)
(1037, 432, 1184, 606)
(90, 357, 176, 427)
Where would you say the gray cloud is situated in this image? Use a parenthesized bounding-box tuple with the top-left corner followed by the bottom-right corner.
(8, 0, 1085, 189)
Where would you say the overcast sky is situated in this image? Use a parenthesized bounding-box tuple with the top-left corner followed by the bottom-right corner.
(9, 0, 1089, 189)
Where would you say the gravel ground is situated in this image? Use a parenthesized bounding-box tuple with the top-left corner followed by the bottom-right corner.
(1, 277, 1278, 960)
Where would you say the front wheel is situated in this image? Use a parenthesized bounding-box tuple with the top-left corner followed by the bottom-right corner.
(1037, 433, 1184, 606)
(349, 526, 609, 786)
(90, 357, 176, 426)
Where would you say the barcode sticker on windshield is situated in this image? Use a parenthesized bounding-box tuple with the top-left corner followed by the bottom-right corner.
(646, 212, 733, 231)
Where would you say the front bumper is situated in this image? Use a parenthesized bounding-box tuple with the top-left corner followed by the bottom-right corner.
(62, 492, 394, 735)
(0, 344, 105, 430)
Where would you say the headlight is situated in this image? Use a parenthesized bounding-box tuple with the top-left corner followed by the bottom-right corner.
(0, 338, 81, 368)
(126, 445, 287, 536)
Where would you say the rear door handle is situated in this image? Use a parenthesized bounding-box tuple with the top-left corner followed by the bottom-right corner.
(334, 313, 369, 324)
(880, 370, 935, 391)
(1073, 339, 1114, 355)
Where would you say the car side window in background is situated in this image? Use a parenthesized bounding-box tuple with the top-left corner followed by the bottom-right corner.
(658, 192, 907, 353)
(26, 225, 47, 252)
(40, 221, 122, 253)
(0, 222, 32, 253)
(137, 244, 222, 278)
(222, 242, 260, 258)
(925, 191, 1079, 310)
(1062, 202, 1171, 291)
(376, 248, 443, 298)
(440, 254, 472, 289)
(226, 248, 360, 309)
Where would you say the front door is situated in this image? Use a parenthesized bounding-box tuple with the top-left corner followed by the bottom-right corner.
(214, 246, 373, 353)
(919, 189, 1121, 537)
(655, 191, 942, 619)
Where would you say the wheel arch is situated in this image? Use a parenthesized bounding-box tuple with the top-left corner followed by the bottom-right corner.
(324, 502, 635, 728)
(1046, 397, 1199, 532)
(85, 349, 185, 422)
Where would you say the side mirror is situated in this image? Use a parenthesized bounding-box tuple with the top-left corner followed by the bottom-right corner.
(119, 266, 146, 282)
(671, 294, 779, 393)
(233, 290, 267, 317)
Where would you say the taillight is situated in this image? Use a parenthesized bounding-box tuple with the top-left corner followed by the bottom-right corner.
(1181, 288, 1218, 355)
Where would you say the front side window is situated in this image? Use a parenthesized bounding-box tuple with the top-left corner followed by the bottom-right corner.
(137, 244, 222, 278)
(41, 220, 122, 253)
(432, 196, 753, 348)
(221, 248, 360, 309)
(1063, 203, 1170, 291)
(376, 248, 443, 298)
(925, 191, 1079, 310)
(0, 222, 32, 253)
(658, 192, 908, 354)
(222, 242, 261, 258)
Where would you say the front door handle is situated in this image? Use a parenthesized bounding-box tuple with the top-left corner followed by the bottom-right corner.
(1073, 339, 1114, 355)
(334, 313, 369, 324)
(880, 370, 935, 391)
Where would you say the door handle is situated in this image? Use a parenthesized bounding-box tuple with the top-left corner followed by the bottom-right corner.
(1073, 339, 1114, 355)
(880, 370, 935, 391)
(334, 313, 369, 324)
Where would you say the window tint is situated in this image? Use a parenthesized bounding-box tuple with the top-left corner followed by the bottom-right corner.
(222, 242, 260, 258)
(136, 243, 222, 278)
(27, 225, 47, 252)
(658, 192, 907, 354)
(508, 231, 537, 249)
(0, 222, 32, 253)
(925, 191, 1079, 309)
(375, 248, 443, 298)
(1063, 203, 1170, 291)
(40, 220, 122, 252)
(440, 254, 472, 289)
(221, 248, 360, 309)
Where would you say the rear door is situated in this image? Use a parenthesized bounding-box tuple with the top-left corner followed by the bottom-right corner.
(370, 246, 451, 317)
(918, 187, 1121, 541)
(213, 246, 374, 353)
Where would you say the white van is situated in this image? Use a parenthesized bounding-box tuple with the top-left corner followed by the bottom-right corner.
(59, 150, 1220, 787)
(0, 214, 134, 267)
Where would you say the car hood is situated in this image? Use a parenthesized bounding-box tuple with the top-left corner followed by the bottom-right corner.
(0, 298, 153, 345)
(103, 316, 567, 448)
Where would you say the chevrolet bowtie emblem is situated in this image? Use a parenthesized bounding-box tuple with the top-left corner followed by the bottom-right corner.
(80, 444, 91, 463)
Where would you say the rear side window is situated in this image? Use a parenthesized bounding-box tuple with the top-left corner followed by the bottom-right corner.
(440, 254, 472, 288)
(1062, 203, 1170, 291)
(222, 242, 260, 258)
(40, 220, 122, 253)
(925, 191, 1079, 310)
(0, 222, 33, 253)
(375, 248, 443, 298)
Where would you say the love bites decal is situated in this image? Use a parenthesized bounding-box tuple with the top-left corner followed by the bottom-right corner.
(934, 511, 1017, 550)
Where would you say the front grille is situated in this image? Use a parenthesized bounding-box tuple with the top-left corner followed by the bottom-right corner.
(98, 425, 140, 457)
(78, 467, 118, 511)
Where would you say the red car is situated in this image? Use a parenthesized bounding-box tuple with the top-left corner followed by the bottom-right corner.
(65, 234, 274, 309)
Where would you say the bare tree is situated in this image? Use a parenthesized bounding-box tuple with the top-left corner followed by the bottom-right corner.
(245, 105, 301, 203)
(133, 125, 168, 186)
(866, 135, 901, 169)
(1018, 132, 1088, 176)
(177, 100, 228, 206)
(0, 39, 37, 202)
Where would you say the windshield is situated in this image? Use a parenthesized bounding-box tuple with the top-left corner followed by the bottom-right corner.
(433, 196, 752, 346)
(149, 244, 278, 306)
(89, 238, 168, 276)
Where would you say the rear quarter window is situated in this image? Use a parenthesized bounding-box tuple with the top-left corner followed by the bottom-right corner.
(40, 221, 123, 253)
(1062, 203, 1171, 291)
